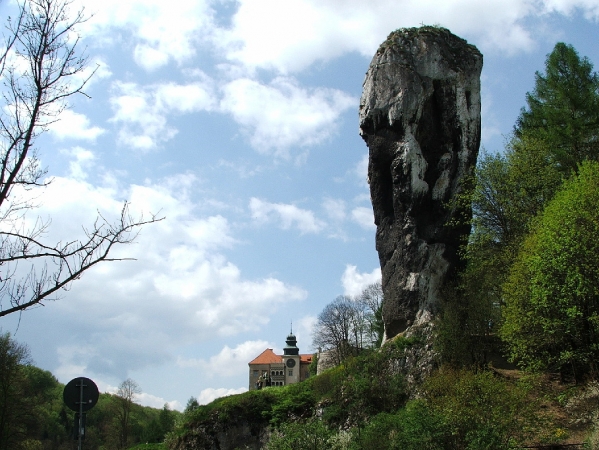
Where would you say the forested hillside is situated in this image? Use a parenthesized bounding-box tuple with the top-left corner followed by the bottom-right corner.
(0, 332, 179, 450)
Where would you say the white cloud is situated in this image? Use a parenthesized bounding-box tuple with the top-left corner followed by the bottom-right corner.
(93, 379, 182, 410)
(12, 163, 306, 382)
(355, 154, 369, 186)
(198, 387, 248, 406)
(351, 206, 375, 230)
(219, 0, 495, 73)
(60, 146, 96, 180)
(133, 45, 170, 71)
(79, 0, 215, 70)
(178, 340, 271, 377)
(249, 197, 325, 234)
(322, 198, 346, 223)
(109, 80, 216, 151)
(137, 392, 182, 411)
(70, 0, 599, 78)
(220, 77, 355, 159)
(341, 265, 381, 297)
(49, 110, 105, 141)
(540, 0, 599, 19)
(221, 0, 599, 74)
(298, 315, 318, 352)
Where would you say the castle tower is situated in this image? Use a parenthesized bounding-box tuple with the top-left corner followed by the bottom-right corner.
(283, 327, 300, 384)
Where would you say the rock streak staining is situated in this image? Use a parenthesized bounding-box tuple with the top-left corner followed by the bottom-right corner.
(359, 27, 483, 341)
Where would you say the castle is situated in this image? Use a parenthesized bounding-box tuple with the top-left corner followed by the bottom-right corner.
(248, 331, 312, 390)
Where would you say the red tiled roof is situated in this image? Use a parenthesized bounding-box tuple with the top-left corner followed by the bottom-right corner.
(249, 349, 314, 365)
(248, 349, 282, 365)
(300, 354, 312, 364)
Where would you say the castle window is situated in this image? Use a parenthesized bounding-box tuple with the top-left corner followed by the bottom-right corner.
(288, 369, 293, 376)
(253, 370, 258, 376)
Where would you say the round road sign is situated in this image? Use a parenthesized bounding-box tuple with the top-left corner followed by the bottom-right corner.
(63, 377, 99, 412)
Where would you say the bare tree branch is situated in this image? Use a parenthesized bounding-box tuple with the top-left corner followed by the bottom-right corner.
(0, 0, 162, 317)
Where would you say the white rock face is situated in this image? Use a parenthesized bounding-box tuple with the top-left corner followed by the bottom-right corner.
(359, 27, 482, 340)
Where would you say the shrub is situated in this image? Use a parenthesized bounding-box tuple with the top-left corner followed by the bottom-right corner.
(264, 418, 333, 450)
(423, 368, 537, 449)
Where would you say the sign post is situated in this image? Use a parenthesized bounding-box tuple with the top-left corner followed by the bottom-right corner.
(63, 377, 99, 450)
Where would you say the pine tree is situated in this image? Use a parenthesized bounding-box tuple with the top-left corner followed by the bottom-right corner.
(515, 42, 599, 173)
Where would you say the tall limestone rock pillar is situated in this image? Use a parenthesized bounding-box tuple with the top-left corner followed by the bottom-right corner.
(359, 27, 482, 342)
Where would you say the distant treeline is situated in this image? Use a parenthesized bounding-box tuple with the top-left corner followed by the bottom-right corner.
(0, 332, 179, 450)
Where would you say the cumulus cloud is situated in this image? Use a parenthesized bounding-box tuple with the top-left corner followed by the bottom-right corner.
(220, 0, 599, 74)
(60, 146, 97, 180)
(249, 197, 326, 234)
(72, 0, 599, 77)
(198, 387, 248, 405)
(220, 0, 504, 73)
(109, 79, 216, 151)
(12, 165, 306, 383)
(342, 265, 381, 297)
(77, 0, 599, 161)
(178, 340, 271, 377)
(78, 0, 216, 70)
(351, 206, 375, 230)
(540, 0, 599, 18)
(137, 393, 182, 411)
(220, 77, 356, 159)
(49, 110, 105, 141)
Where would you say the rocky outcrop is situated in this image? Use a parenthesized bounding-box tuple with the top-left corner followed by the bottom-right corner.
(359, 27, 482, 341)
(168, 415, 268, 450)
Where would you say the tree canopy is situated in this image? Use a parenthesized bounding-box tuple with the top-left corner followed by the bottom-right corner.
(515, 42, 599, 174)
(500, 161, 599, 380)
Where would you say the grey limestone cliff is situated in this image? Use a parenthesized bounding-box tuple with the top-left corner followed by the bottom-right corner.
(359, 27, 482, 341)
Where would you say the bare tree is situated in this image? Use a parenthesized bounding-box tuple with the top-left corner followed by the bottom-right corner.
(114, 378, 141, 449)
(312, 295, 360, 365)
(358, 281, 384, 347)
(0, 0, 161, 317)
(313, 284, 385, 365)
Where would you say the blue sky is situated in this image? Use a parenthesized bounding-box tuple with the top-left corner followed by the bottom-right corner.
(0, 0, 598, 410)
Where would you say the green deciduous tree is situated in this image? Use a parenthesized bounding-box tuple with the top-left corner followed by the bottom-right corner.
(501, 161, 599, 380)
(358, 282, 384, 348)
(0, 332, 31, 450)
(0, 334, 65, 450)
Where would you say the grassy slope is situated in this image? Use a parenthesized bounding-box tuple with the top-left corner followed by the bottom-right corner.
(168, 336, 596, 449)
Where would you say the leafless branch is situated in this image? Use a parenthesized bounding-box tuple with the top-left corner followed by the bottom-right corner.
(0, 0, 162, 317)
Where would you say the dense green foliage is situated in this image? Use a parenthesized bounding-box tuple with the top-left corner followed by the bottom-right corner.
(516, 43, 599, 173)
(501, 161, 599, 379)
(350, 369, 537, 450)
(170, 339, 545, 449)
(0, 333, 179, 450)
(442, 41, 599, 377)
